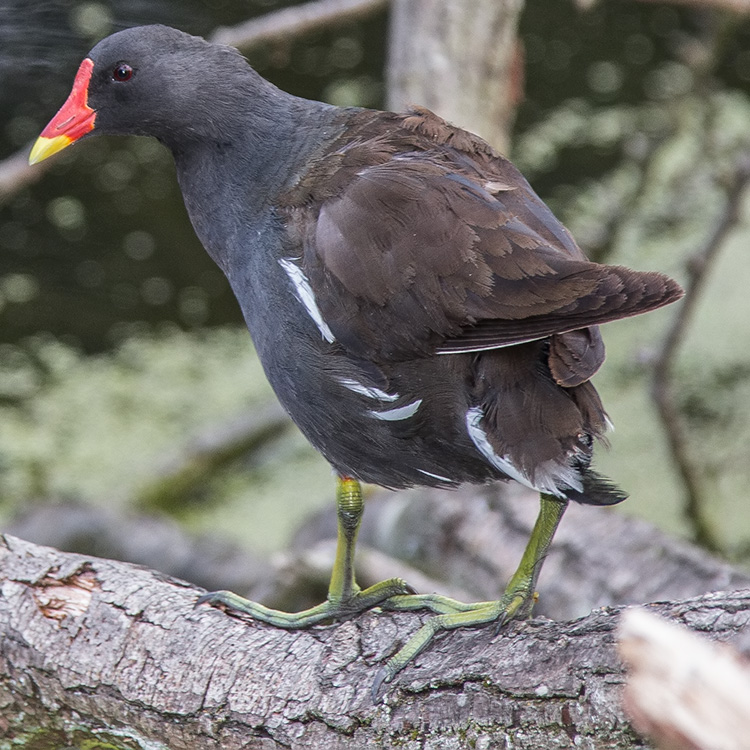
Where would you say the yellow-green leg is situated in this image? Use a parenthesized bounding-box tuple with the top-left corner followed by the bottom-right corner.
(372, 492, 568, 699)
(197, 476, 413, 626)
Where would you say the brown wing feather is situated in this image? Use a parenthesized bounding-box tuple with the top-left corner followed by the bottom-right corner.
(281, 107, 683, 363)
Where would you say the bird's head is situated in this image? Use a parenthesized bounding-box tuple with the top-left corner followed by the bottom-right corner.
(29, 24, 251, 164)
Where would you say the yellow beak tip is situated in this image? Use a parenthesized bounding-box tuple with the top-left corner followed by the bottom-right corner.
(28, 135, 72, 166)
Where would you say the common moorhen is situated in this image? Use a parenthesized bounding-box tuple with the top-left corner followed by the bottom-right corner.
(30, 25, 683, 695)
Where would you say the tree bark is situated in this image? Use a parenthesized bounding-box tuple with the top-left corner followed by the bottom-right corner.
(2, 530, 750, 750)
(386, 0, 524, 152)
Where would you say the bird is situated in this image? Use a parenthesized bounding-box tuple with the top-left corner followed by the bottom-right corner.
(30, 24, 683, 696)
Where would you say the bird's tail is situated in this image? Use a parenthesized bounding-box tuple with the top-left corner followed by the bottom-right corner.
(564, 466, 628, 506)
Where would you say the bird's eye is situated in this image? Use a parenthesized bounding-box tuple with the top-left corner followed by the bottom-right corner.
(112, 63, 133, 82)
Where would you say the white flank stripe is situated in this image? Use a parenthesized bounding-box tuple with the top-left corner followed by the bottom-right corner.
(338, 377, 399, 402)
(465, 406, 574, 497)
(465, 407, 536, 489)
(369, 399, 423, 421)
(418, 469, 453, 483)
(435, 335, 545, 355)
(279, 258, 335, 343)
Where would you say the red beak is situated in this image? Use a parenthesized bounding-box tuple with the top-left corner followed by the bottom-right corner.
(29, 58, 96, 164)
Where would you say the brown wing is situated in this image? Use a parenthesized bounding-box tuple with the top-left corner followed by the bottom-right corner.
(286, 109, 682, 373)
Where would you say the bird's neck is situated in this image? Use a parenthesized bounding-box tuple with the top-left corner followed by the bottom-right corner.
(170, 91, 341, 272)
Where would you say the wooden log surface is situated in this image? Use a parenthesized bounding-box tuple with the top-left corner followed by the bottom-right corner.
(2, 508, 750, 749)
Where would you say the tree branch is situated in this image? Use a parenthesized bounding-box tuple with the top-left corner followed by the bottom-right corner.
(636, 0, 750, 14)
(580, 0, 750, 12)
(0, 144, 55, 207)
(2, 532, 750, 749)
(650, 160, 750, 552)
(210, 0, 388, 50)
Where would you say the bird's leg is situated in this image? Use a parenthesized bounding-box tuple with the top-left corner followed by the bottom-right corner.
(197, 476, 413, 627)
(372, 492, 568, 697)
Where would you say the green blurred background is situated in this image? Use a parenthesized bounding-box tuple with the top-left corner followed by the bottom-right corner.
(1, 0, 749, 564)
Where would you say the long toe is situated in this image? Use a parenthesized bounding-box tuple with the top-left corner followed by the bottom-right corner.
(374, 600, 506, 700)
(197, 578, 417, 630)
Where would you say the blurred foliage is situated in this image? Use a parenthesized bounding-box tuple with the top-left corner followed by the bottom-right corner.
(1, 0, 750, 558)
(0, 328, 265, 502)
(0, 327, 333, 552)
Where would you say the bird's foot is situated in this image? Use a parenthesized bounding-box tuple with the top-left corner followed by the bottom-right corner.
(197, 576, 415, 629)
(199, 477, 417, 626)
(371, 492, 568, 701)
(371, 581, 535, 701)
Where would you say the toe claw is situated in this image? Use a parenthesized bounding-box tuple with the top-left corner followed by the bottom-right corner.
(195, 590, 222, 608)
(195, 589, 236, 609)
(493, 613, 509, 635)
(371, 666, 390, 703)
